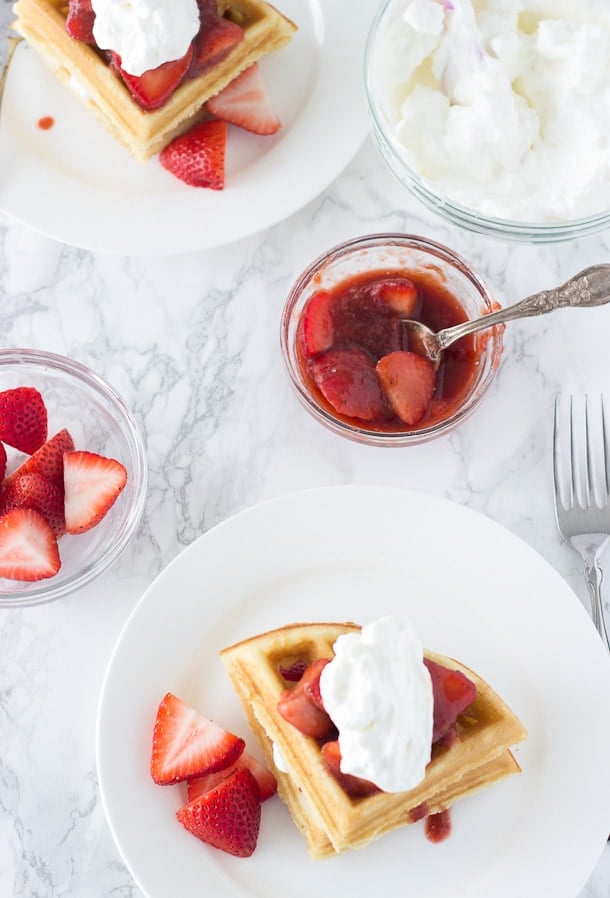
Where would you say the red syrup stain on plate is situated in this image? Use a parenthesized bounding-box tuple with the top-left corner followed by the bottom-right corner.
(425, 808, 452, 843)
(37, 116, 55, 130)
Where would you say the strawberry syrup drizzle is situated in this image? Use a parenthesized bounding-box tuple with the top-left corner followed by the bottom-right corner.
(37, 116, 55, 130)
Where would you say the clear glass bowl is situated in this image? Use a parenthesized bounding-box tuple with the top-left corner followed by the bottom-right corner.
(280, 233, 503, 446)
(0, 349, 147, 607)
(364, 0, 610, 244)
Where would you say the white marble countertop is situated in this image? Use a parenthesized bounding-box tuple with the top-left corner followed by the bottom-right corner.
(2, 5, 610, 895)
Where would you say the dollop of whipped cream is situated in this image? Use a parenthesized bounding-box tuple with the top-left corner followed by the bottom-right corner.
(91, 0, 200, 76)
(319, 615, 433, 793)
(369, 0, 610, 222)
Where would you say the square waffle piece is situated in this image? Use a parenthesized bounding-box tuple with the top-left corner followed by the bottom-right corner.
(221, 622, 527, 859)
(12, 0, 296, 160)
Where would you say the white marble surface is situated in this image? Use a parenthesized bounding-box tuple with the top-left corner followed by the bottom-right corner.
(2, 6, 610, 896)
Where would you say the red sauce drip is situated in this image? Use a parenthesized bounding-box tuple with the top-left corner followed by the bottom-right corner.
(37, 116, 55, 130)
(425, 809, 452, 843)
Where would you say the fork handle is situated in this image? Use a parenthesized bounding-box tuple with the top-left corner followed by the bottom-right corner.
(583, 551, 610, 653)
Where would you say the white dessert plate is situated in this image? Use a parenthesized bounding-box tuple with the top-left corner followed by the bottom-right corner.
(97, 485, 610, 898)
(0, 1, 376, 256)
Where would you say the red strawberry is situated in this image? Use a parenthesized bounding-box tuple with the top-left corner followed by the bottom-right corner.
(424, 658, 476, 744)
(151, 692, 245, 785)
(0, 507, 60, 581)
(373, 277, 421, 318)
(376, 350, 436, 425)
(300, 658, 330, 710)
(189, 0, 244, 77)
(207, 62, 281, 135)
(113, 47, 193, 111)
(277, 666, 335, 739)
(279, 659, 308, 681)
(310, 348, 387, 421)
(5, 429, 74, 489)
(0, 473, 66, 538)
(63, 451, 127, 534)
(187, 750, 277, 803)
(160, 119, 227, 189)
(0, 387, 47, 455)
(0, 443, 6, 482)
(65, 0, 96, 44)
(301, 291, 334, 357)
(321, 741, 380, 798)
(176, 767, 261, 858)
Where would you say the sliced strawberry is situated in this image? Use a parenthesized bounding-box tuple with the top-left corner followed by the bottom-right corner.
(0, 508, 60, 582)
(277, 666, 335, 740)
(207, 62, 281, 135)
(190, 0, 244, 77)
(65, 0, 96, 44)
(0, 473, 66, 538)
(332, 291, 402, 361)
(376, 350, 436, 425)
(114, 47, 193, 111)
(160, 119, 227, 190)
(6, 429, 75, 490)
(63, 451, 127, 534)
(424, 658, 476, 744)
(187, 750, 277, 803)
(176, 767, 261, 858)
(321, 741, 380, 798)
(0, 443, 6, 483)
(0, 387, 47, 455)
(151, 692, 245, 785)
(301, 291, 334, 357)
(300, 658, 330, 710)
(310, 348, 388, 422)
(373, 277, 421, 318)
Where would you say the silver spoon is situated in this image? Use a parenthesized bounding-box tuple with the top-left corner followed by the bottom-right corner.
(404, 265, 610, 369)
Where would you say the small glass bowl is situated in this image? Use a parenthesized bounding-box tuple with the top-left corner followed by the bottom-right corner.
(364, 0, 610, 243)
(281, 233, 503, 446)
(0, 349, 147, 607)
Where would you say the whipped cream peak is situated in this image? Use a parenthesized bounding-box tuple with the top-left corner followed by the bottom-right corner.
(91, 0, 200, 77)
(319, 615, 433, 793)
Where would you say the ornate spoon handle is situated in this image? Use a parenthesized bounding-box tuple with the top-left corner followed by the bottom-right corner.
(438, 264, 610, 351)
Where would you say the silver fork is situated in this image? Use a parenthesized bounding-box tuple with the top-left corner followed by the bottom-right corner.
(553, 395, 610, 652)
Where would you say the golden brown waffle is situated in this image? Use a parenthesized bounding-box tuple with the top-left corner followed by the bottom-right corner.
(12, 0, 296, 160)
(221, 622, 527, 858)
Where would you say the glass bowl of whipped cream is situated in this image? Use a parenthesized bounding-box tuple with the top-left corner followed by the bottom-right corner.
(365, 0, 610, 243)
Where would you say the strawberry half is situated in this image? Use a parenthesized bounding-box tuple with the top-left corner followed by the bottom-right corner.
(277, 661, 335, 740)
(425, 658, 477, 743)
(0, 473, 66, 538)
(189, 0, 244, 77)
(63, 451, 127, 534)
(151, 692, 245, 785)
(160, 119, 227, 189)
(0, 507, 60, 582)
(310, 348, 388, 422)
(376, 350, 437, 425)
(177, 767, 261, 858)
(187, 750, 277, 803)
(373, 277, 421, 318)
(0, 387, 48, 455)
(301, 291, 334, 357)
(65, 0, 96, 44)
(113, 47, 194, 111)
(6, 429, 75, 490)
(207, 62, 281, 135)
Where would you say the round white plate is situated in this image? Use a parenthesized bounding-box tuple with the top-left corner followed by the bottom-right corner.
(0, 2, 376, 255)
(97, 485, 610, 898)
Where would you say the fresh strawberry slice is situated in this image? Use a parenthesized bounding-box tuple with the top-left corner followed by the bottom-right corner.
(0, 507, 60, 581)
(0, 473, 66, 538)
(207, 62, 281, 135)
(160, 119, 227, 189)
(373, 277, 421, 318)
(310, 348, 388, 422)
(424, 658, 477, 744)
(301, 291, 334, 357)
(321, 741, 380, 798)
(187, 750, 277, 802)
(151, 692, 245, 785)
(63, 450, 127, 534)
(277, 666, 336, 739)
(113, 47, 194, 111)
(5, 429, 74, 489)
(65, 0, 96, 44)
(0, 443, 6, 483)
(0, 387, 47, 455)
(176, 767, 261, 858)
(376, 350, 436, 425)
(189, 0, 244, 77)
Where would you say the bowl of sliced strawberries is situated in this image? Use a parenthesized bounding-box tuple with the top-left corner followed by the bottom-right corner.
(281, 233, 504, 446)
(0, 349, 147, 605)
